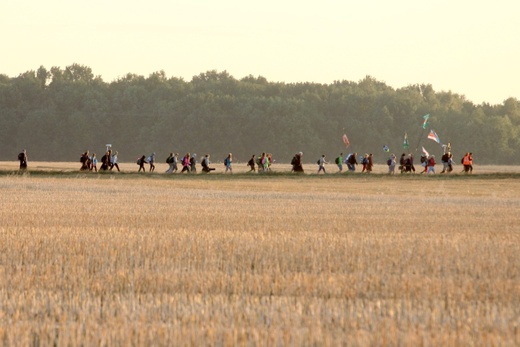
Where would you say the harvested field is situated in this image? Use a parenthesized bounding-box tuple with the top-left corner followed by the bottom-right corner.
(0, 167, 519, 346)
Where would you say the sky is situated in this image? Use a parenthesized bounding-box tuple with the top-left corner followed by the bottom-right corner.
(2, 0, 519, 105)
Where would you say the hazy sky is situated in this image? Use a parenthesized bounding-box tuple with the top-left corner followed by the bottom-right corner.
(2, 0, 518, 104)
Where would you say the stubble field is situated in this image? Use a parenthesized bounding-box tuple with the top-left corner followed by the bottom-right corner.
(0, 162, 519, 346)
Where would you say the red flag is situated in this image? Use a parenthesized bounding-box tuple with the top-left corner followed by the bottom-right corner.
(342, 134, 350, 147)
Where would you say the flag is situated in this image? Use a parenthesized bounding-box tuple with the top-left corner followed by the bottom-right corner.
(422, 114, 430, 129)
(422, 146, 430, 157)
(403, 132, 409, 149)
(342, 134, 350, 147)
(427, 129, 441, 143)
(383, 145, 390, 152)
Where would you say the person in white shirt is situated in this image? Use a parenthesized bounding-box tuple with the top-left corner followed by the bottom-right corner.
(110, 151, 120, 172)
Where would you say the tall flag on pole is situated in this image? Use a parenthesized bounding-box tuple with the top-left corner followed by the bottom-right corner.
(342, 134, 350, 147)
(427, 129, 441, 144)
(422, 114, 430, 129)
(403, 133, 409, 149)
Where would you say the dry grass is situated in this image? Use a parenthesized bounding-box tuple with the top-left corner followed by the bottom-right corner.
(0, 170, 519, 346)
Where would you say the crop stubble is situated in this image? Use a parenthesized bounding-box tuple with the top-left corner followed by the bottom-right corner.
(0, 173, 519, 346)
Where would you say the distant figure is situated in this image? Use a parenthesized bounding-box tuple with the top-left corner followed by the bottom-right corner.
(399, 153, 406, 173)
(18, 149, 28, 170)
(408, 153, 415, 173)
(137, 155, 146, 172)
(100, 151, 111, 171)
(80, 150, 90, 171)
(247, 155, 256, 172)
(317, 154, 328, 174)
(388, 154, 396, 174)
(110, 151, 120, 172)
(346, 152, 358, 171)
(201, 154, 215, 173)
(403, 154, 413, 173)
(361, 154, 369, 173)
(266, 153, 273, 171)
(172, 153, 179, 173)
(181, 153, 191, 173)
(260, 153, 269, 172)
(447, 153, 454, 173)
(291, 152, 304, 173)
(91, 153, 98, 172)
(224, 153, 233, 174)
(427, 155, 436, 174)
(148, 152, 156, 172)
(165, 152, 175, 173)
(420, 154, 428, 174)
(190, 153, 197, 173)
(335, 153, 344, 173)
(462, 152, 473, 174)
(366, 153, 374, 173)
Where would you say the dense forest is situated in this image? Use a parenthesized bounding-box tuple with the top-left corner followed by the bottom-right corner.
(1, 64, 519, 164)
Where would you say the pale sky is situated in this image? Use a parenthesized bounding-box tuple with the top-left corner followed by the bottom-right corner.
(2, 0, 519, 105)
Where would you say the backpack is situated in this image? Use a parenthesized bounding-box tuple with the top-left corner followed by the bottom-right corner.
(18, 153, 24, 161)
(224, 157, 229, 166)
(335, 157, 340, 164)
(317, 159, 320, 165)
(387, 158, 392, 166)
(362, 157, 368, 165)
(136, 158, 142, 165)
(166, 156, 173, 164)
(461, 157, 464, 164)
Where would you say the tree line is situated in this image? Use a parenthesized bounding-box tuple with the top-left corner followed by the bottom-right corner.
(1, 63, 519, 164)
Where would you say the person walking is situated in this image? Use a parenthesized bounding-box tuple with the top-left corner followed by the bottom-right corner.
(419, 154, 428, 174)
(172, 153, 179, 173)
(201, 154, 215, 173)
(366, 153, 374, 173)
(346, 153, 358, 171)
(137, 155, 146, 172)
(335, 153, 344, 173)
(399, 153, 406, 173)
(165, 152, 175, 173)
(100, 151, 111, 171)
(110, 151, 120, 172)
(181, 153, 191, 173)
(80, 150, 90, 171)
(190, 154, 197, 173)
(18, 149, 28, 170)
(224, 153, 233, 174)
(247, 154, 256, 172)
(91, 153, 98, 172)
(388, 154, 396, 174)
(462, 152, 474, 174)
(317, 154, 328, 174)
(361, 154, 369, 173)
(427, 155, 436, 174)
(148, 152, 156, 172)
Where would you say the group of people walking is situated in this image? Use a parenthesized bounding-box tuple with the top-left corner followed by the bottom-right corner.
(13, 148, 474, 175)
(80, 150, 120, 172)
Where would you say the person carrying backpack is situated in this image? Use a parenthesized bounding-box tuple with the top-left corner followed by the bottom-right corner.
(201, 154, 216, 173)
(18, 149, 28, 170)
(224, 153, 233, 174)
(165, 152, 175, 173)
(317, 154, 328, 174)
(247, 155, 256, 172)
(137, 155, 146, 172)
